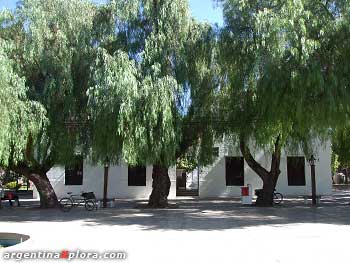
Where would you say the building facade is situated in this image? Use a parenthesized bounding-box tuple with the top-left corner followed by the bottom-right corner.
(35, 140, 332, 200)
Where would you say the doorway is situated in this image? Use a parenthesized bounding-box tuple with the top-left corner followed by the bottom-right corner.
(176, 168, 199, 196)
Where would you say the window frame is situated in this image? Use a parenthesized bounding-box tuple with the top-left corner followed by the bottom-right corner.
(128, 165, 147, 186)
(64, 157, 83, 186)
(225, 156, 244, 186)
(287, 156, 306, 186)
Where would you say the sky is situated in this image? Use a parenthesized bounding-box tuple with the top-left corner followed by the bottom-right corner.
(189, 0, 223, 26)
(0, 0, 223, 26)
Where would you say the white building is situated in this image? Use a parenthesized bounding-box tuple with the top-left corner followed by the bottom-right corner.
(36, 140, 332, 200)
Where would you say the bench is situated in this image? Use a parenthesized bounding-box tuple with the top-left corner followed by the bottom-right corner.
(303, 195, 321, 204)
(1, 192, 20, 207)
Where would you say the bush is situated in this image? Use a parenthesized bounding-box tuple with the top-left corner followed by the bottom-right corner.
(4, 181, 22, 191)
(0, 171, 21, 186)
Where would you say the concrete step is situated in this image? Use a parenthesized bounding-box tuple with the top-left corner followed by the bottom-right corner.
(176, 189, 199, 196)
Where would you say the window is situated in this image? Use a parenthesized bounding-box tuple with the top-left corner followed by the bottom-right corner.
(225, 157, 244, 186)
(287, 157, 306, 186)
(128, 166, 146, 186)
(65, 157, 83, 185)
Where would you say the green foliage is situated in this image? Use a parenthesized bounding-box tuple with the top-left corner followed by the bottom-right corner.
(218, 0, 350, 154)
(115, 0, 190, 167)
(2, 0, 349, 177)
(119, 71, 181, 166)
(87, 0, 219, 167)
(0, 0, 99, 171)
(4, 181, 21, 190)
(332, 125, 350, 168)
(0, 32, 45, 166)
(19, 0, 97, 163)
(0, 0, 219, 173)
(177, 155, 198, 172)
(0, 170, 20, 186)
(331, 152, 340, 174)
(87, 48, 138, 164)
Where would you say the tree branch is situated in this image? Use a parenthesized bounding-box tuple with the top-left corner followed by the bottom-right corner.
(239, 136, 270, 181)
(270, 134, 282, 187)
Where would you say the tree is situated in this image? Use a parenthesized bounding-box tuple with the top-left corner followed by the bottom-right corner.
(0, 0, 97, 207)
(331, 125, 350, 182)
(218, 0, 350, 205)
(0, 11, 44, 192)
(87, 0, 219, 208)
(0, 0, 217, 208)
(332, 126, 350, 167)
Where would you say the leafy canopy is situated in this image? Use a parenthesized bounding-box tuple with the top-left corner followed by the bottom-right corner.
(0, 10, 45, 166)
(0, 0, 97, 169)
(218, 0, 350, 154)
(88, 0, 219, 167)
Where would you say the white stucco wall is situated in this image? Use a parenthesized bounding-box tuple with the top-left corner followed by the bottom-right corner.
(199, 140, 332, 198)
(40, 161, 176, 200)
(35, 140, 332, 200)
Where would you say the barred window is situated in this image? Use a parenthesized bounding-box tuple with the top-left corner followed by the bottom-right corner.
(65, 157, 83, 185)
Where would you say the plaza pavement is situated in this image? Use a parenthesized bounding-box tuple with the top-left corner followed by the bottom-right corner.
(1, 191, 350, 263)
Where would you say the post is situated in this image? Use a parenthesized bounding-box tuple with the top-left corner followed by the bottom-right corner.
(311, 162, 317, 205)
(103, 160, 109, 208)
(309, 155, 317, 206)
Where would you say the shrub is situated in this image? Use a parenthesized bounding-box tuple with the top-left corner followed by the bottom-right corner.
(4, 181, 22, 191)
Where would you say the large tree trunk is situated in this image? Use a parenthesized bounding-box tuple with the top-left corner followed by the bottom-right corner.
(7, 136, 58, 208)
(148, 165, 171, 208)
(27, 173, 58, 208)
(256, 177, 274, 206)
(240, 135, 281, 207)
(10, 163, 58, 208)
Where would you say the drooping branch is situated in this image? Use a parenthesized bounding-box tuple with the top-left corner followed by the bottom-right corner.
(23, 134, 54, 174)
(176, 112, 200, 159)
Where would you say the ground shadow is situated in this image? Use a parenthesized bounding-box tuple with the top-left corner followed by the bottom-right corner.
(0, 192, 349, 231)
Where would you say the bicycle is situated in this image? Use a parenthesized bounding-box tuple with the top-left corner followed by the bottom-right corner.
(273, 189, 283, 204)
(59, 192, 97, 212)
